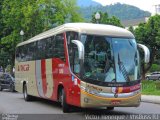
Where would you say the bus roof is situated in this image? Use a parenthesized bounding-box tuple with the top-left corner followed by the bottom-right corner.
(17, 23, 134, 47)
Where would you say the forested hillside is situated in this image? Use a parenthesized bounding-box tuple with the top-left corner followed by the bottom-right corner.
(78, 3, 151, 21)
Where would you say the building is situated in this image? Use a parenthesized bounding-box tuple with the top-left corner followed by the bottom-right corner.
(154, 4, 160, 15)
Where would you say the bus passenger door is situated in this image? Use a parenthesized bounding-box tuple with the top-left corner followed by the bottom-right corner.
(71, 45, 81, 106)
(66, 32, 81, 106)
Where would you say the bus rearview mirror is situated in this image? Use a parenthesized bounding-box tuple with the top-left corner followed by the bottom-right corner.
(138, 44, 150, 63)
(72, 40, 84, 60)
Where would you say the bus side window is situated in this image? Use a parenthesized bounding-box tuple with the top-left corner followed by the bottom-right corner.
(32, 42, 36, 60)
(37, 39, 46, 60)
(19, 46, 24, 62)
(22, 45, 27, 61)
(54, 34, 66, 62)
(73, 45, 80, 74)
(45, 37, 53, 58)
(26, 43, 36, 61)
(66, 31, 79, 74)
(37, 41, 42, 60)
(66, 32, 73, 69)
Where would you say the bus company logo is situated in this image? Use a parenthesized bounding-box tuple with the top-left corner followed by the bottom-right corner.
(18, 64, 30, 71)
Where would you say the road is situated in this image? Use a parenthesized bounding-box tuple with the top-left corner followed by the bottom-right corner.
(0, 90, 160, 120)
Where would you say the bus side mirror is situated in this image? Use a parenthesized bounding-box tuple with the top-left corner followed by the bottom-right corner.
(138, 44, 150, 63)
(72, 40, 84, 60)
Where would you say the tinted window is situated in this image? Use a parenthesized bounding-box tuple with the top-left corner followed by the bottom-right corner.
(66, 32, 79, 73)
(45, 37, 55, 58)
(54, 34, 66, 61)
(16, 45, 27, 62)
(26, 43, 36, 61)
(16, 43, 36, 61)
(37, 39, 46, 59)
(16, 33, 65, 62)
(82, 35, 115, 82)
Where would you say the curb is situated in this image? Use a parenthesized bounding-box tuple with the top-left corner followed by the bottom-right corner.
(141, 95, 160, 104)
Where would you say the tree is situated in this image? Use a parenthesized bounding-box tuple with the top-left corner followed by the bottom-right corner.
(63, 0, 83, 22)
(1, 0, 40, 71)
(135, 15, 160, 79)
(37, 0, 83, 28)
(128, 26, 135, 35)
(91, 11, 123, 27)
(0, 0, 8, 71)
(0, 0, 5, 48)
(0, 0, 83, 71)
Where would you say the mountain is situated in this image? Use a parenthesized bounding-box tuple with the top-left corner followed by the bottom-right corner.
(77, 0, 100, 7)
(78, 3, 151, 21)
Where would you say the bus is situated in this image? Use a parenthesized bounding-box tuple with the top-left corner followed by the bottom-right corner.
(15, 23, 150, 113)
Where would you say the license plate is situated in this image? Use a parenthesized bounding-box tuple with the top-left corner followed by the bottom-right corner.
(111, 100, 121, 105)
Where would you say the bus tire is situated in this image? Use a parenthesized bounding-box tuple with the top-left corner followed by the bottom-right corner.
(60, 89, 70, 113)
(23, 84, 32, 101)
(107, 107, 114, 110)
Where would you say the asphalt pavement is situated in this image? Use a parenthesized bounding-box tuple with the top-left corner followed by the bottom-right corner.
(1, 91, 160, 120)
(0, 91, 160, 114)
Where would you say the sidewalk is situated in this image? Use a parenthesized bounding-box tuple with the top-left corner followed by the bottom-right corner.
(141, 95, 160, 104)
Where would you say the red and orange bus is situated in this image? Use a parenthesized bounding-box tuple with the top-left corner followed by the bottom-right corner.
(15, 23, 150, 112)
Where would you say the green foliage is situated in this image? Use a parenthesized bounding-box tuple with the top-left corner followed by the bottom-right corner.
(0, 0, 4, 44)
(62, 0, 84, 23)
(149, 64, 160, 72)
(91, 11, 123, 27)
(156, 81, 160, 90)
(0, 0, 83, 69)
(134, 15, 160, 77)
(135, 15, 160, 49)
(142, 81, 160, 96)
(5, 65, 12, 73)
(135, 23, 147, 44)
(128, 26, 134, 34)
(0, 50, 10, 70)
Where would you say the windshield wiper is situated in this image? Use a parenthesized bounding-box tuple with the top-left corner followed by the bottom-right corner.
(118, 53, 130, 82)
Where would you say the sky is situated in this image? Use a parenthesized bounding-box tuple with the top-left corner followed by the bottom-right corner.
(93, 0, 160, 14)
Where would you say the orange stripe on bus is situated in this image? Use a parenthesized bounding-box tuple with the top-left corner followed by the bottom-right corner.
(118, 87, 123, 93)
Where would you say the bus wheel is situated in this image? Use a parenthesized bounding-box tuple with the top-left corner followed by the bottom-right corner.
(60, 89, 70, 113)
(23, 84, 31, 101)
(107, 107, 114, 110)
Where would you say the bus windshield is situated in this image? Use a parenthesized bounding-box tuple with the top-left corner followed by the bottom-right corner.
(81, 34, 141, 83)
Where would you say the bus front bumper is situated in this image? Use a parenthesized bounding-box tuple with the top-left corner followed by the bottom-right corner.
(80, 90, 141, 108)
